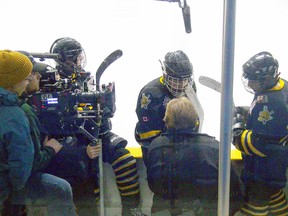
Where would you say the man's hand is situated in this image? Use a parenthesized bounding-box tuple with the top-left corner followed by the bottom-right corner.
(87, 144, 101, 159)
(43, 136, 62, 153)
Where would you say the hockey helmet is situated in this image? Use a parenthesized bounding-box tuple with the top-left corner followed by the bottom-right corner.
(50, 37, 86, 75)
(242, 51, 279, 93)
(161, 50, 193, 97)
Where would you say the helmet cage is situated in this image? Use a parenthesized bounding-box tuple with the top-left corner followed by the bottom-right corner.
(164, 75, 192, 97)
(64, 50, 87, 71)
(163, 68, 192, 97)
(242, 70, 278, 94)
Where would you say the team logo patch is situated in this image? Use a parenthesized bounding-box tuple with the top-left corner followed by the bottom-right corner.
(141, 93, 151, 109)
(257, 105, 274, 125)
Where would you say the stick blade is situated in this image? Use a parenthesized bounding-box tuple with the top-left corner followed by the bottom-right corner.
(95, 49, 123, 90)
(198, 76, 221, 93)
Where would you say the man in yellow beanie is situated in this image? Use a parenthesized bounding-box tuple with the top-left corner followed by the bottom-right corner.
(0, 50, 32, 94)
(0, 50, 77, 216)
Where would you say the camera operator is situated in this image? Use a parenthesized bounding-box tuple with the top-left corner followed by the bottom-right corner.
(17, 51, 63, 171)
(49, 37, 145, 216)
(18, 50, 101, 215)
(0, 50, 77, 216)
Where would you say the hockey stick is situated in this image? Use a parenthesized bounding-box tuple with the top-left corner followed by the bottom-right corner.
(199, 76, 221, 93)
(198, 75, 235, 109)
(95, 49, 123, 91)
(199, 76, 251, 135)
(90, 50, 122, 216)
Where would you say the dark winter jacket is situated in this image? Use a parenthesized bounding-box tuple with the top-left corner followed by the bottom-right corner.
(147, 128, 242, 198)
(20, 96, 55, 172)
(0, 88, 34, 202)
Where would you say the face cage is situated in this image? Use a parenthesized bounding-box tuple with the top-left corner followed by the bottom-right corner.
(242, 69, 279, 94)
(164, 75, 192, 97)
(67, 50, 87, 69)
(58, 51, 87, 75)
(241, 76, 270, 94)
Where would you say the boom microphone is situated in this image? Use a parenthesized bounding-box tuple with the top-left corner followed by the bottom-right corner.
(182, 1, 191, 33)
(154, 0, 191, 34)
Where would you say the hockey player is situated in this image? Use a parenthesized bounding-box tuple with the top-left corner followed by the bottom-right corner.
(47, 37, 145, 216)
(232, 51, 288, 215)
(135, 50, 201, 166)
(147, 97, 243, 215)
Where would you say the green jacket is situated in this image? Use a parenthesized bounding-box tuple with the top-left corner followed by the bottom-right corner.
(20, 98, 55, 172)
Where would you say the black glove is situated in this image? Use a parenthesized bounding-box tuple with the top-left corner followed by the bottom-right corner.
(232, 106, 249, 145)
(232, 106, 249, 132)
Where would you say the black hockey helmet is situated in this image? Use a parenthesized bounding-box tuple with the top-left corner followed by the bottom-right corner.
(161, 50, 193, 97)
(50, 37, 86, 75)
(242, 51, 279, 93)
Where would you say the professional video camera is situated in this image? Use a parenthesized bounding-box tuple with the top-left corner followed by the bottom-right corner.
(29, 50, 123, 139)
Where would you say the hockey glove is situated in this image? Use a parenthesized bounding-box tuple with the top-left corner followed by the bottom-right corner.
(232, 106, 249, 145)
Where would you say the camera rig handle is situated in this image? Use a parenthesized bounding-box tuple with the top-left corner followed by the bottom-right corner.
(77, 102, 102, 144)
(78, 125, 99, 145)
(30, 52, 62, 61)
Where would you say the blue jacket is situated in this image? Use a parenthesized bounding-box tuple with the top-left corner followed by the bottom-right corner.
(0, 88, 34, 202)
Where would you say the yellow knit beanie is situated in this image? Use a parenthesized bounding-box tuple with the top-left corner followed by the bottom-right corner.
(0, 50, 33, 88)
